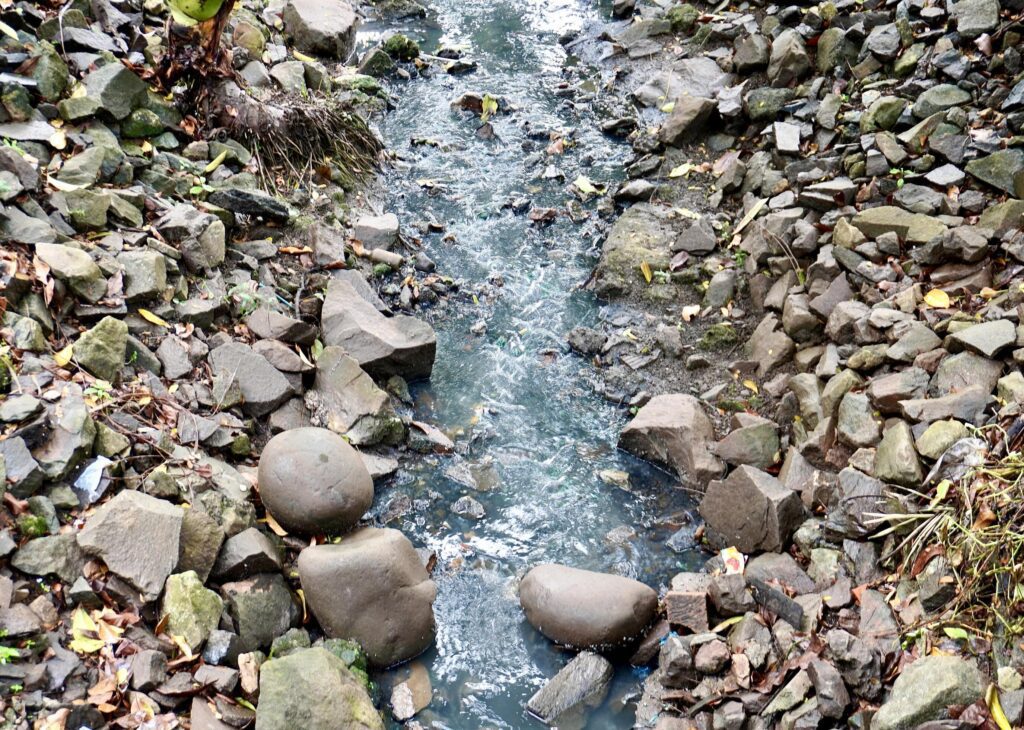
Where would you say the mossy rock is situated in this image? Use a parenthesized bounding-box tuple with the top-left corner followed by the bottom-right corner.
(382, 33, 420, 61)
(667, 3, 699, 33)
(698, 323, 739, 351)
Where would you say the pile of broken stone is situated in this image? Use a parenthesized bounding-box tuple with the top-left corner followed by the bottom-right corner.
(0, 0, 468, 728)
(551, 0, 1024, 727)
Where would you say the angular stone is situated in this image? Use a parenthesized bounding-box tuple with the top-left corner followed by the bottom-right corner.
(74, 316, 128, 382)
(519, 564, 658, 649)
(213, 528, 282, 581)
(699, 465, 804, 552)
(949, 319, 1016, 358)
(321, 278, 436, 380)
(872, 655, 984, 730)
(162, 571, 224, 649)
(304, 347, 403, 446)
(900, 386, 991, 425)
(966, 149, 1024, 197)
(713, 414, 779, 470)
(299, 528, 436, 667)
(255, 647, 383, 730)
(83, 62, 148, 120)
(837, 391, 881, 447)
(851, 206, 947, 243)
(527, 652, 613, 727)
(768, 29, 809, 87)
(35, 243, 106, 303)
(11, 534, 85, 583)
(209, 342, 292, 417)
(77, 491, 183, 601)
(282, 0, 359, 60)
(221, 573, 298, 653)
(619, 393, 724, 486)
(873, 420, 923, 487)
(658, 96, 715, 146)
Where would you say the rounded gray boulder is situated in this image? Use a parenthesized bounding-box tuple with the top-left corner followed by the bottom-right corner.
(257, 427, 372, 534)
(297, 527, 437, 668)
(519, 564, 658, 649)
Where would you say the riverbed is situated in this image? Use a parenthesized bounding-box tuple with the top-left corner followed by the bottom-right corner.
(361, 1, 701, 725)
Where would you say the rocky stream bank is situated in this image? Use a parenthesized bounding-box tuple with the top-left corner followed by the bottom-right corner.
(2, 0, 1024, 728)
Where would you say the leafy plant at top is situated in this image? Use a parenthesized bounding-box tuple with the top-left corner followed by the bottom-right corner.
(480, 94, 499, 123)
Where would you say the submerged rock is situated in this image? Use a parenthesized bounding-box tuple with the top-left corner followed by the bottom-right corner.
(527, 651, 613, 727)
(519, 564, 657, 649)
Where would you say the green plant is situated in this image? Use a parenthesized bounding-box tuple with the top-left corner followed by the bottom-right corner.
(0, 645, 19, 664)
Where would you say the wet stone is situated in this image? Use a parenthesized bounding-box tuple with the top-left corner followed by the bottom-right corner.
(527, 651, 613, 727)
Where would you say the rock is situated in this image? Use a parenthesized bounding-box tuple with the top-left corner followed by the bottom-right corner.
(873, 420, 923, 487)
(912, 84, 972, 119)
(119, 250, 166, 302)
(526, 651, 613, 727)
(768, 29, 809, 87)
(257, 428, 372, 535)
(74, 316, 128, 382)
(353, 213, 399, 250)
(208, 342, 293, 417)
(270, 61, 308, 94)
(713, 414, 779, 470)
(212, 528, 282, 581)
(0, 437, 44, 497)
(321, 278, 436, 380)
(208, 188, 291, 223)
(282, 0, 359, 60)
(162, 571, 223, 649)
(965, 149, 1024, 196)
(154, 205, 226, 272)
(837, 392, 881, 448)
(221, 573, 298, 653)
(298, 528, 436, 667)
(951, 0, 999, 38)
(246, 308, 317, 346)
(734, 34, 770, 74)
(77, 491, 183, 601)
(618, 394, 724, 485)
(851, 206, 947, 243)
(255, 647, 383, 730)
(807, 658, 850, 719)
(864, 23, 900, 59)
(519, 564, 657, 649)
(34, 243, 106, 303)
(699, 465, 804, 552)
(658, 96, 715, 146)
(389, 662, 432, 721)
(949, 319, 1016, 358)
(872, 655, 984, 730)
(304, 347, 404, 446)
(130, 649, 168, 691)
(83, 62, 148, 120)
(177, 509, 225, 583)
(11, 534, 85, 583)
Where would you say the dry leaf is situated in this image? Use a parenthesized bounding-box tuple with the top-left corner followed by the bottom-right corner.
(681, 304, 701, 322)
(138, 309, 169, 327)
(923, 289, 950, 308)
(54, 344, 74, 367)
(640, 261, 652, 284)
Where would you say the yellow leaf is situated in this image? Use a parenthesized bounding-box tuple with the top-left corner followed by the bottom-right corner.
(264, 511, 289, 537)
(71, 607, 97, 634)
(742, 379, 759, 394)
(711, 615, 745, 633)
(989, 684, 1012, 730)
(573, 175, 601, 195)
(923, 289, 950, 308)
(54, 344, 74, 367)
(296, 587, 307, 622)
(204, 150, 228, 174)
(929, 479, 952, 509)
(48, 129, 67, 150)
(669, 163, 696, 178)
(979, 286, 999, 300)
(293, 50, 316, 63)
(0, 19, 17, 39)
(673, 207, 701, 220)
(660, 101, 675, 113)
(138, 308, 169, 327)
(734, 197, 767, 235)
(681, 304, 701, 322)
(640, 261, 652, 284)
(69, 635, 105, 654)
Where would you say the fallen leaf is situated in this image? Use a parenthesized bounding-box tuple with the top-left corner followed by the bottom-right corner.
(640, 261, 652, 284)
(733, 198, 767, 235)
(943, 626, 969, 641)
(54, 344, 74, 367)
(681, 304, 701, 322)
(742, 379, 759, 394)
(989, 684, 1012, 730)
(204, 149, 228, 173)
(138, 308, 169, 327)
(923, 289, 950, 308)
(573, 175, 602, 195)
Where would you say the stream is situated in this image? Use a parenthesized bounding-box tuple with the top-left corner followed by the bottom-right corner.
(360, 1, 702, 725)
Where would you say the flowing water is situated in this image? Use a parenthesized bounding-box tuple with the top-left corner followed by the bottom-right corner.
(359, 2, 702, 726)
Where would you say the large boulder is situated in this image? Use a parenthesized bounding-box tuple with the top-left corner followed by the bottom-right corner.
(298, 528, 437, 667)
(257, 427, 373, 535)
(255, 647, 383, 730)
(518, 564, 657, 649)
(77, 491, 183, 601)
(699, 465, 804, 552)
(872, 655, 984, 730)
(619, 394, 725, 486)
(283, 0, 359, 60)
(304, 346, 404, 446)
(321, 278, 436, 380)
